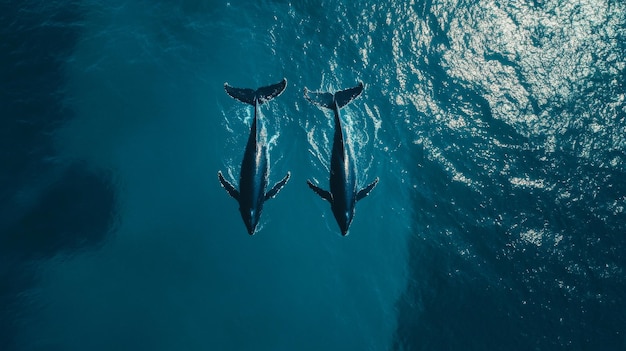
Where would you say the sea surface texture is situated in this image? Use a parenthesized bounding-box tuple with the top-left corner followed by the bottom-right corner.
(2, 0, 625, 350)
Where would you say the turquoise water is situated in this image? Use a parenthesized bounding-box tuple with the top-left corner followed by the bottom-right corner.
(2, 0, 625, 350)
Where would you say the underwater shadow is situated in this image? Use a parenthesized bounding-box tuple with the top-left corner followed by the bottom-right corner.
(0, 2, 117, 350)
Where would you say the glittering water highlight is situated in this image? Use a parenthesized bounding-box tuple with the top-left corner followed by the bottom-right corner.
(2, 0, 625, 350)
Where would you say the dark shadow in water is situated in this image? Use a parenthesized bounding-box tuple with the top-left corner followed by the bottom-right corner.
(0, 2, 117, 350)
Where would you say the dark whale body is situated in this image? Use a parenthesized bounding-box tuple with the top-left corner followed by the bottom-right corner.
(304, 82, 378, 235)
(218, 79, 290, 235)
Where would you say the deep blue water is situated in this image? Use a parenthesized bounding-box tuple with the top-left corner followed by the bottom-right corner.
(2, 0, 625, 350)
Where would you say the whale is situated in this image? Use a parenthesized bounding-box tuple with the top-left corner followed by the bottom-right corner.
(304, 82, 379, 235)
(218, 78, 290, 235)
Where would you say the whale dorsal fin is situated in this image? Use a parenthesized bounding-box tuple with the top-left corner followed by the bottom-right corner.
(218, 171, 239, 200)
(307, 180, 333, 203)
(356, 177, 379, 202)
(265, 172, 291, 200)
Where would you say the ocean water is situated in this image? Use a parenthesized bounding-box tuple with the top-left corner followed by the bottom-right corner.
(1, 0, 625, 350)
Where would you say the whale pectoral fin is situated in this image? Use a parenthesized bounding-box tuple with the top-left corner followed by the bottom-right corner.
(265, 172, 291, 200)
(218, 171, 239, 200)
(356, 177, 379, 202)
(307, 180, 333, 203)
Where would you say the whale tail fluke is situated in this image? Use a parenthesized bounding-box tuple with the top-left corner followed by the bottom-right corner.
(256, 78, 287, 105)
(224, 78, 287, 106)
(335, 82, 364, 108)
(304, 82, 363, 110)
(303, 89, 334, 109)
